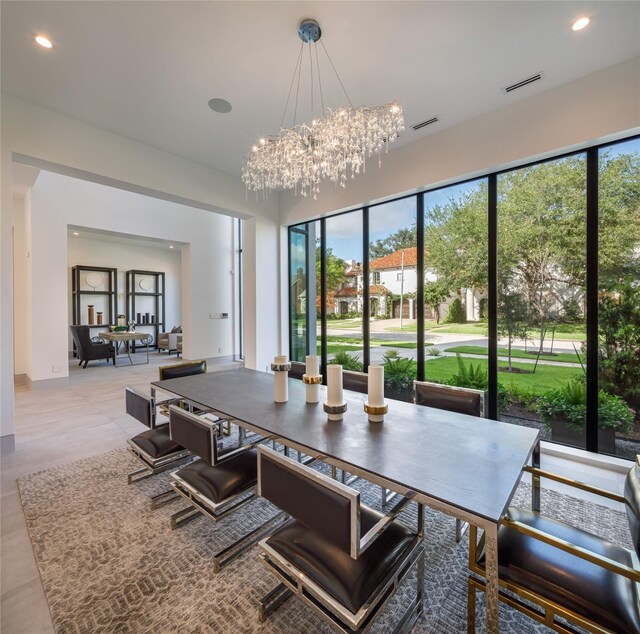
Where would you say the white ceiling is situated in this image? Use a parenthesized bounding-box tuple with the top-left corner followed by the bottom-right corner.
(2, 1, 639, 180)
(67, 225, 183, 251)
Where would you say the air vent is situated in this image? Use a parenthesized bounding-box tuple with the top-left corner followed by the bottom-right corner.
(503, 72, 543, 94)
(412, 117, 439, 131)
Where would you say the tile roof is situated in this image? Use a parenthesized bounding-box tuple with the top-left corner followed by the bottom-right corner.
(370, 247, 417, 270)
(335, 284, 391, 297)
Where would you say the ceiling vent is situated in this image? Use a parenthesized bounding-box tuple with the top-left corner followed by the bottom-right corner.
(412, 117, 439, 131)
(503, 72, 543, 94)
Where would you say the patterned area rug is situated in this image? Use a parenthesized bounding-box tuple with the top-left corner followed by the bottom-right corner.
(18, 448, 632, 634)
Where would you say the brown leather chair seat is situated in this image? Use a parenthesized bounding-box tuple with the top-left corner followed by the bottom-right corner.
(175, 449, 257, 503)
(266, 506, 417, 614)
(130, 424, 183, 459)
(477, 507, 640, 634)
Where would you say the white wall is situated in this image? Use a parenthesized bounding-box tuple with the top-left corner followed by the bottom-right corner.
(12, 193, 29, 376)
(24, 171, 236, 380)
(66, 236, 183, 351)
(280, 57, 640, 224)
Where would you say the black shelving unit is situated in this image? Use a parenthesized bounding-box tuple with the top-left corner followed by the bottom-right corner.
(71, 265, 118, 356)
(126, 270, 165, 350)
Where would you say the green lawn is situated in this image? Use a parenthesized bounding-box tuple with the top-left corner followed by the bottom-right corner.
(326, 319, 363, 329)
(424, 357, 583, 395)
(319, 343, 362, 355)
(444, 345, 584, 365)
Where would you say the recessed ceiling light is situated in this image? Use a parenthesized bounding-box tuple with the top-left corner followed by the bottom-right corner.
(572, 17, 590, 31)
(208, 98, 232, 114)
(72, 231, 79, 236)
(34, 35, 53, 48)
(169, 245, 174, 249)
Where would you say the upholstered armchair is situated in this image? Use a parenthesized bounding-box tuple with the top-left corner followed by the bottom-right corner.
(69, 325, 114, 368)
(157, 326, 182, 354)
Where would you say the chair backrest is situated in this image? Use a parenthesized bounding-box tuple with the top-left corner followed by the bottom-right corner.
(169, 406, 217, 463)
(159, 359, 207, 381)
(258, 445, 359, 557)
(125, 387, 155, 429)
(69, 325, 92, 354)
(624, 458, 640, 556)
(343, 369, 368, 394)
(414, 380, 484, 418)
(289, 361, 306, 380)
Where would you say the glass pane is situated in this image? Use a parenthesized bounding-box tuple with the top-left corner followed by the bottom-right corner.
(498, 155, 587, 447)
(598, 138, 640, 459)
(369, 198, 417, 402)
(325, 211, 364, 372)
(289, 227, 308, 362)
(423, 180, 488, 403)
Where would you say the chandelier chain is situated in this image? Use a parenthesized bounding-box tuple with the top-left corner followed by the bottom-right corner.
(315, 43, 325, 115)
(280, 43, 304, 131)
(320, 39, 353, 109)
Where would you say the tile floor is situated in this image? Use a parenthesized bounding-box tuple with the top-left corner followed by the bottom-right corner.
(0, 354, 633, 633)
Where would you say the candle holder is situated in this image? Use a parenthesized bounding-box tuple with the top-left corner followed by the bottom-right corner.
(303, 373, 322, 404)
(364, 402, 389, 423)
(323, 402, 347, 421)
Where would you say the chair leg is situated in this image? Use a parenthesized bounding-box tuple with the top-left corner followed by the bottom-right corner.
(258, 583, 294, 623)
(150, 488, 179, 509)
(82, 360, 88, 368)
(78, 360, 82, 366)
(170, 506, 202, 529)
(467, 577, 476, 634)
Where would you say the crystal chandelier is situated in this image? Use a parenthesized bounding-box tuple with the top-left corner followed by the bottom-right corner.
(242, 19, 404, 199)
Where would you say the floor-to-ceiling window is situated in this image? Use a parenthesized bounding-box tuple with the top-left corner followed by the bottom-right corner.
(423, 179, 488, 400)
(597, 137, 640, 458)
(324, 211, 364, 372)
(368, 198, 418, 401)
(289, 135, 639, 459)
(497, 155, 587, 448)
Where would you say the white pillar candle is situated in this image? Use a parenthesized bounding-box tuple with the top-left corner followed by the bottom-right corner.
(326, 364, 344, 405)
(274, 355, 288, 403)
(305, 355, 320, 404)
(368, 366, 385, 407)
(306, 355, 319, 376)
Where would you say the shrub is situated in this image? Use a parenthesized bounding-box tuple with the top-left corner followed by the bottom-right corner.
(328, 350, 362, 371)
(447, 354, 487, 390)
(538, 377, 634, 433)
(503, 386, 539, 412)
(426, 346, 442, 357)
(382, 355, 417, 393)
(443, 298, 466, 323)
(478, 298, 488, 321)
(562, 298, 582, 323)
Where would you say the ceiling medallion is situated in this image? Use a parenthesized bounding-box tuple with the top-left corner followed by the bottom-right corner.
(242, 19, 404, 199)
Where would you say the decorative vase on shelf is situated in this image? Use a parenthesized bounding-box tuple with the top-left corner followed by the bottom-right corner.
(87, 305, 94, 325)
(96, 312, 103, 325)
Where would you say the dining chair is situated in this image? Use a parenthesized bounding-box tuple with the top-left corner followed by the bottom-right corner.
(414, 380, 484, 541)
(257, 445, 425, 632)
(468, 457, 640, 633)
(124, 387, 191, 494)
(167, 406, 286, 572)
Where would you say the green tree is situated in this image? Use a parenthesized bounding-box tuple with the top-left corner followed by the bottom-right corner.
(316, 247, 347, 293)
(369, 225, 416, 259)
(424, 280, 452, 324)
(497, 279, 531, 371)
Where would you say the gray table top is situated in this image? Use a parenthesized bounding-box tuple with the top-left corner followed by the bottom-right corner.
(153, 368, 539, 523)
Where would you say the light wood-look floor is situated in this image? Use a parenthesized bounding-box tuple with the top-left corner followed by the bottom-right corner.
(0, 353, 629, 633)
(1, 353, 240, 634)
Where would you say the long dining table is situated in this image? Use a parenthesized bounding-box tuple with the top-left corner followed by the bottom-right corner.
(152, 367, 541, 633)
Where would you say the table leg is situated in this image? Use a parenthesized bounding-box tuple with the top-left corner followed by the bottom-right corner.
(532, 440, 541, 512)
(484, 522, 499, 633)
(125, 341, 133, 365)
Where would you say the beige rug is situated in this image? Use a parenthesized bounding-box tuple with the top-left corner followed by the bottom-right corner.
(18, 448, 632, 633)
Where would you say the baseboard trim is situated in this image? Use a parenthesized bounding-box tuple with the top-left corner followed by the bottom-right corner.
(1, 434, 16, 455)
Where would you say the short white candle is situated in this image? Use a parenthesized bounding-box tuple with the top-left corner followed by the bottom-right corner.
(327, 364, 344, 405)
(275, 354, 288, 365)
(368, 365, 384, 407)
(306, 355, 319, 376)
